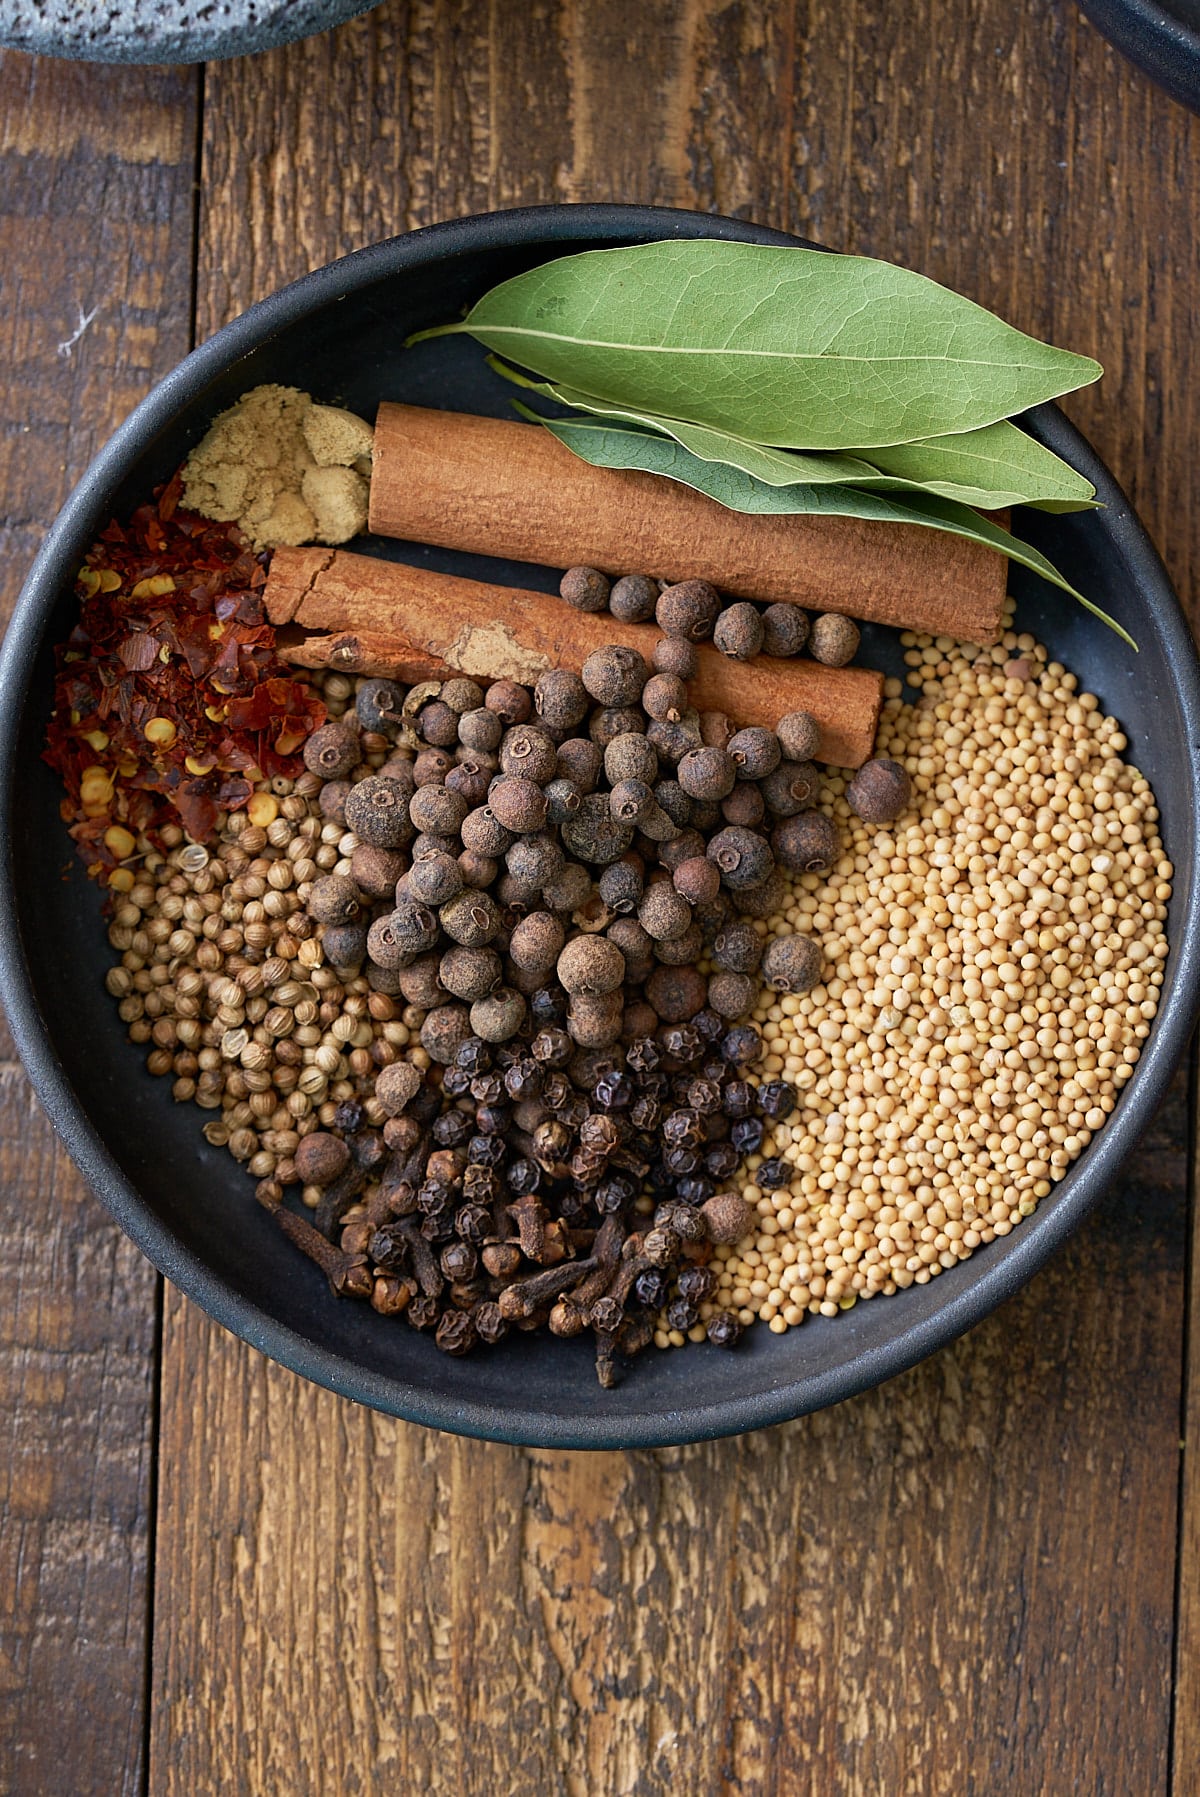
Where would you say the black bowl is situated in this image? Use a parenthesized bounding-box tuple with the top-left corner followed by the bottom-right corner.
(3, 204, 1198, 1449)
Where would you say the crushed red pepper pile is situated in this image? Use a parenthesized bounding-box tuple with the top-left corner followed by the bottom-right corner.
(44, 473, 325, 879)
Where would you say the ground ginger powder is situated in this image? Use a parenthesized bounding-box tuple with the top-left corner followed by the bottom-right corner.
(182, 384, 374, 550)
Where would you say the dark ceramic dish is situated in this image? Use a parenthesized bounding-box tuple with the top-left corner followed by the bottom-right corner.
(2, 205, 1198, 1449)
(1079, 0, 1200, 113)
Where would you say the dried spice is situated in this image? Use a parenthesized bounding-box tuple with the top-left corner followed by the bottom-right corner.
(44, 475, 325, 878)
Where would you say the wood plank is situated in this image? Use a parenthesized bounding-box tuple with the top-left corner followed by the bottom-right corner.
(151, 4, 1197, 1794)
(0, 51, 199, 1797)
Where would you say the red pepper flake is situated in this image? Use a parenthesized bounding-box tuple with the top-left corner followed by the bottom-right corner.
(44, 479, 326, 883)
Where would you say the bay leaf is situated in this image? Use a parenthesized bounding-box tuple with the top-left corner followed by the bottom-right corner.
(492, 358, 1098, 510)
(535, 414, 1132, 646)
(415, 240, 1101, 450)
(861, 418, 1097, 512)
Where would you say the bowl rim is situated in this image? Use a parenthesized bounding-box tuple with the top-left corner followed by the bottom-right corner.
(3, 201, 1199, 1449)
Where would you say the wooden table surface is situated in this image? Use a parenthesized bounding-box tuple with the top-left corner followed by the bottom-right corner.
(2, 4, 1200, 1792)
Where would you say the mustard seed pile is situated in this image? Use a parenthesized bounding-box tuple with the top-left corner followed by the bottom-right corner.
(702, 614, 1171, 1339)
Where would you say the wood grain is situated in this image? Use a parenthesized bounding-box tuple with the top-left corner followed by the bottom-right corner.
(0, 52, 199, 1797)
(144, 4, 1200, 1796)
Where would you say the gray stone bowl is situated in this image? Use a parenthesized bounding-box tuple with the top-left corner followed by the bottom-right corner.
(0, 0, 381, 64)
(3, 204, 1199, 1448)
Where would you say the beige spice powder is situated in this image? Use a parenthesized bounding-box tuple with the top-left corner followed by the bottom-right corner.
(687, 614, 1172, 1346)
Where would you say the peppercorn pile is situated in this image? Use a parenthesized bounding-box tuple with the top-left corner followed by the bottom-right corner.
(43, 476, 325, 875)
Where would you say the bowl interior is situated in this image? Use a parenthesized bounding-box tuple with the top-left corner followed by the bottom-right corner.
(6, 207, 1200, 1447)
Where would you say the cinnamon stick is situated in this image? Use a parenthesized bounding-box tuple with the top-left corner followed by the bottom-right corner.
(367, 402, 1008, 645)
(265, 547, 884, 768)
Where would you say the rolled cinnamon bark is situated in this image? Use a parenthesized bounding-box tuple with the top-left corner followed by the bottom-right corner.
(264, 547, 885, 768)
(367, 403, 1009, 644)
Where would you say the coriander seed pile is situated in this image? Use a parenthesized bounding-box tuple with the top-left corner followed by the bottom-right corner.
(703, 612, 1170, 1338)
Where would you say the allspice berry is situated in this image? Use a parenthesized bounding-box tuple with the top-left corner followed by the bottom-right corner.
(672, 856, 721, 905)
(846, 757, 912, 824)
(561, 793, 635, 865)
(405, 851, 464, 907)
(608, 574, 658, 622)
(656, 579, 722, 641)
(762, 932, 822, 993)
(609, 778, 657, 825)
(652, 636, 699, 681)
(727, 726, 781, 781)
(582, 644, 649, 707)
(294, 1132, 351, 1185)
(604, 732, 658, 786)
(509, 910, 566, 974)
(303, 720, 361, 780)
(534, 669, 589, 733)
(307, 873, 361, 926)
(809, 612, 860, 666)
(420, 1004, 474, 1065)
(700, 1190, 753, 1245)
(705, 826, 774, 891)
(557, 935, 626, 996)
(351, 844, 408, 901)
(458, 707, 503, 753)
(776, 710, 821, 762)
(471, 987, 527, 1043)
(556, 737, 603, 792)
(438, 944, 503, 1002)
(461, 805, 514, 857)
(439, 890, 501, 947)
(484, 679, 532, 725)
(566, 991, 623, 1048)
(759, 603, 810, 658)
(678, 746, 736, 802)
(322, 920, 369, 969)
(761, 759, 821, 818)
(713, 920, 763, 974)
(638, 881, 692, 942)
(374, 1061, 423, 1117)
(712, 602, 764, 661)
(598, 859, 644, 915)
(707, 971, 758, 1019)
(499, 723, 559, 785)
(772, 810, 839, 874)
(345, 774, 416, 848)
(641, 672, 688, 722)
(560, 565, 611, 612)
(488, 775, 549, 834)
(721, 782, 766, 829)
(645, 964, 708, 1023)
(652, 922, 704, 966)
(356, 677, 406, 734)
(408, 783, 469, 838)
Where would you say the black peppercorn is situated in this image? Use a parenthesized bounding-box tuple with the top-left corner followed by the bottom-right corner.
(560, 565, 611, 611)
(759, 603, 810, 658)
(757, 1079, 797, 1120)
(846, 757, 912, 824)
(772, 810, 839, 875)
(721, 1027, 762, 1068)
(705, 1141, 741, 1180)
(706, 1312, 742, 1347)
(712, 602, 764, 661)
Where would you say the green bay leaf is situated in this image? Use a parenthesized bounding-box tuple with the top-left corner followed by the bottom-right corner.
(416, 239, 1101, 450)
(537, 414, 1132, 646)
(861, 418, 1097, 511)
